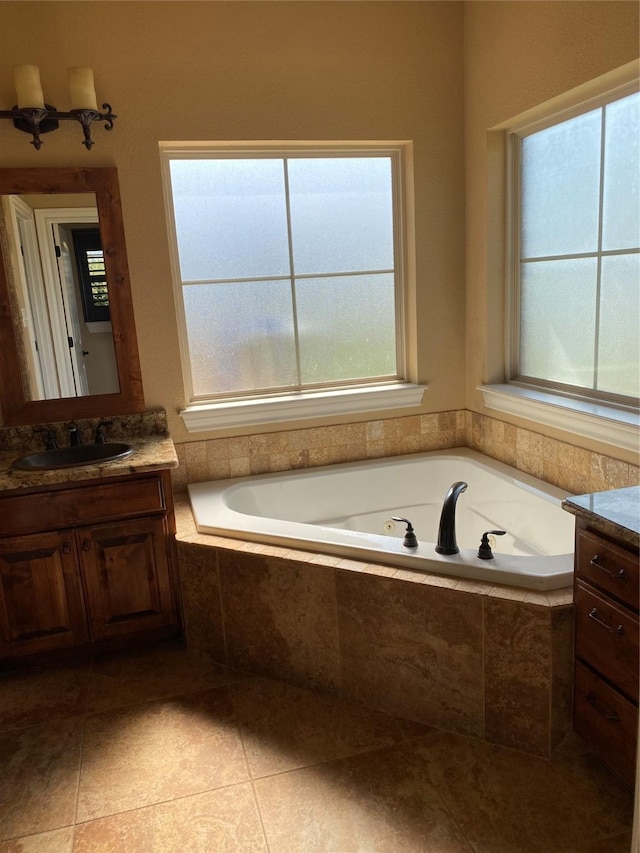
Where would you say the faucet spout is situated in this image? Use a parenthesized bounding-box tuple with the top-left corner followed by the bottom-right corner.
(435, 481, 468, 555)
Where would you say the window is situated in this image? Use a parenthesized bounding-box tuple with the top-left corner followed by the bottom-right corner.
(508, 88, 639, 407)
(72, 228, 110, 324)
(161, 144, 422, 430)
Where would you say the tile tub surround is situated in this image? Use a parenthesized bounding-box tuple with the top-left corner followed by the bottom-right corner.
(170, 409, 639, 497)
(175, 497, 574, 759)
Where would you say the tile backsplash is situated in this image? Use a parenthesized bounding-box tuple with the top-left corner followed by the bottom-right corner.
(171, 410, 639, 497)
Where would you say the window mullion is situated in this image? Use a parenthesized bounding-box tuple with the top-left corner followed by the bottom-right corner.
(282, 158, 302, 388)
(593, 106, 607, 393)
(507, 131, 522, 381)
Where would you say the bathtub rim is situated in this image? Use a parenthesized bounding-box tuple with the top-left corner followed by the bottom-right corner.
(187, 447, 575, 591)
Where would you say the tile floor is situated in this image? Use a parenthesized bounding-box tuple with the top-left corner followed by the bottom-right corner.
(0, 641, 634, 852)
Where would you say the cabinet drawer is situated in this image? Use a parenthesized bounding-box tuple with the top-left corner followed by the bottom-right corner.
(574, 660, 638, 787)
(576, 528, 639, 610)
(0, 476, 166, 537)
(574, 582, 639, 702)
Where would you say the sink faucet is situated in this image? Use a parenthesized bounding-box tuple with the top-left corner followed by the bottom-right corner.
(435, 481, 468, 555)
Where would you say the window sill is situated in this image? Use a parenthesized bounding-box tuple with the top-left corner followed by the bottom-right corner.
(480, 384, 639, 453)
(181, 383, 427, 432)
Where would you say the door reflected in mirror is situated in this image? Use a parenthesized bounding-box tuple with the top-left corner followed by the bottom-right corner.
(0, 192, 119, 402)
(0, 167, 144, 426)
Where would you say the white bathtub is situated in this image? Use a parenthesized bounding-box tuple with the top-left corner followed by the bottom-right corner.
(188, 448, 576, 590)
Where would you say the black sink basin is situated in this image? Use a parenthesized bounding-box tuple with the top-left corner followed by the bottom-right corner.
(12, 442, 134, 471)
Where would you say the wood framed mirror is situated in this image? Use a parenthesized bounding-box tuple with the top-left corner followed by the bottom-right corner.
(0, 167, 144, 425)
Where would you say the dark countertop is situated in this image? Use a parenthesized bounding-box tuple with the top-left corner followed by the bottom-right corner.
(0, 409, 178, 493)
(562, 485, 640, 549)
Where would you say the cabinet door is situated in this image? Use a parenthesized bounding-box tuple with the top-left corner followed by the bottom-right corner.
(0, 532, 88, 657)
(79, 517, 176, 640)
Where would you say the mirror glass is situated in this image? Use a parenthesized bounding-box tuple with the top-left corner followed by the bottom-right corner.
(0, 167, 145, 426)
(0, 192, 119, 401)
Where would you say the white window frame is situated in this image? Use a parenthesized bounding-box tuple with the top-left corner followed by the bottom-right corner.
(160, 141, 424, 432)
(481, 62, 640, 453)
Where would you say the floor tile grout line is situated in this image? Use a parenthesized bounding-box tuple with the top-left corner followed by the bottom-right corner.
(235, 712, 273, 853)
(71, 700, 89, 845)
(71, 779, 268, 833)
(427, 771, 479, 853)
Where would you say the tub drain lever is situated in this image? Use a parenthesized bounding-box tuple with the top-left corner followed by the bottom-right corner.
(391, 517, 418, 549)
(478, 530, 506, 560)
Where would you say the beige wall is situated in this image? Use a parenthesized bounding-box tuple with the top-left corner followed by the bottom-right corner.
(464, 0, 639, 464)
(0, 1, 638, 463)
(0, 0, 465, 442)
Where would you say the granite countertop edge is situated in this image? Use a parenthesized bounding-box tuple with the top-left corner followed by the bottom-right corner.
(562, 485, 640, 549)
(0, 434, 178, 493)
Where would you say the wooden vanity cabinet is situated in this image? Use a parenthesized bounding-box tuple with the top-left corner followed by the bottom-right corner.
(573, 523, 639, 787)
(0, 471, 180, 664)
(0, 530, 89, 657)
(79, 515, 175, 641)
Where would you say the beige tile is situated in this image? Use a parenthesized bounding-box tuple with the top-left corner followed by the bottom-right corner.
(77, 687, 249, 822)
(366, 419, 385, 441)
(0, 721, 81, 840)
(229, 676, 404, 777)
(228, 435, 250, 459)
(0, 659, 91, 731)
(484, 599, 551, 756)
(0, 827, 74, 853)
(87, 640, 238, 713)
(413, 731, 634, 852)
(219, 551, 340, 693)
(177, 542, 227, 661)
(229, 456, 250, 478)
(337, 572, 484, 736)
(254, 743, 473, 852)
(73, 783, 267, 853)
(550, 606, 574, 751)
(74, 783, 267, 853)
(173, 496, 197, 535)
(420, 412, 439, 434)
(438, 411, 457, 431)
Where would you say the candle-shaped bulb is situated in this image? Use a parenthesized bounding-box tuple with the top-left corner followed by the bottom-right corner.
(14, 65, 45, 109)
(68, 67, 98, 111)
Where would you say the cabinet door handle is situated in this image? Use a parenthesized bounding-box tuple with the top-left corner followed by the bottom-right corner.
(61, 541, 72, 555)
(590, 555, 627, 581)
(81, 540, 92, 552)
(588, 608, 624, 635)
(587, 691, 621, 722)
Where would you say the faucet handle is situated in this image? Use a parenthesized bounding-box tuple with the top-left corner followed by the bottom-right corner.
(94, 420, 112, 444)
(478, 530, 506, 560)
(34, 427, 57, 450)
(391, 516, 419, 549)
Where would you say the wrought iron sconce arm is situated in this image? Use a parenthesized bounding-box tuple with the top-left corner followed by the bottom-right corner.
(0, 102, 116, 150)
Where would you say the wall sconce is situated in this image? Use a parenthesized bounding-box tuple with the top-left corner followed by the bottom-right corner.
(0, 65, 116, 150)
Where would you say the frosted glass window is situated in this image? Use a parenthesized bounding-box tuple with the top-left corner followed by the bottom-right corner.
(184, 281, 297, 396)
(165, 148, 403, 401)
(296, 274, 396, 383)
(513, 88, 640, 405)
(169, 159, 290, 282)
(602, 93, 640, 251)
(521, 110, 601, 258)
(520, 258, 597, 387)
(288, 158, 394, 275)
(597, 254, 640, 397)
